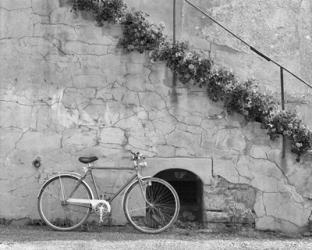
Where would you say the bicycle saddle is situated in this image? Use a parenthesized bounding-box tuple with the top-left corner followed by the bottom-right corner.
(78, 156, 98, 164)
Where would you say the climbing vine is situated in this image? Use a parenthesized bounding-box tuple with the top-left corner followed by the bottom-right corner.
(71, 0, 312, 160)
(118, 11, 165, 53)
(72, 0, 126, 24)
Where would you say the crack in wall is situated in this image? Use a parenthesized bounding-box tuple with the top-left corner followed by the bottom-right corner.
(1, 0, 312, 233)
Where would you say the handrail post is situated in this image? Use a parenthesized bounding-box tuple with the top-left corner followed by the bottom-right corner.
(280, 67, 286, 158)
(184, 0, 312, 89)
(280, 67, 285, 110)
(184, 0, 312, 160)
(172, 0, 178, 102)
(173, 0, 176, 44)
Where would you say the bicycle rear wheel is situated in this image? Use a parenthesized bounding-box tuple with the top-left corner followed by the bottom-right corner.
(38, 174, 92, 231)
(123, 177, 180, 233)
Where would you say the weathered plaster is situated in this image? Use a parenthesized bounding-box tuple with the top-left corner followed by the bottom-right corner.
(1, 0, 312, 233)
(126, 0, 312, 127)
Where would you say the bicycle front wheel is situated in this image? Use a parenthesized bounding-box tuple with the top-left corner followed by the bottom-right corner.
(123, 177, 180, 233)
(38, 174, 92, 231)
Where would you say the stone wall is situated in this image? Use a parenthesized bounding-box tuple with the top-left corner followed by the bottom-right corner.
(1, 0, 312, 234)
(126, 0, 312, 126)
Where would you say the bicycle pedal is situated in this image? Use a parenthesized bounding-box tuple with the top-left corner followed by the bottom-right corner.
(98, 215, 106, 224)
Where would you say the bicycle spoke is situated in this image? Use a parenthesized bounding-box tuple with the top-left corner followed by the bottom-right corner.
(128, 206, 148, 212)
(149, 184, 168, 203)
(153, 191, 174, 204)
(154, 205, 174, 210)
(38, 175, 92, 231)
(124, 178, 179, 233)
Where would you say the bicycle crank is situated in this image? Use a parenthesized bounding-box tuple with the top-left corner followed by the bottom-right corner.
(94, 201, 111, 223)
(66, 198, 111, 222)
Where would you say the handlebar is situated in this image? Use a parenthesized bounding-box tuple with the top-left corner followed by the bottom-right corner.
(129, 150, 147, 168)
(129, 150, 137, 156)
(129, 150, 144, 160)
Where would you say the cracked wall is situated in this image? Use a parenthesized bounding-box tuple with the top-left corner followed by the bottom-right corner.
(127, 0, 312, 127)
(1, 0, 312, 233)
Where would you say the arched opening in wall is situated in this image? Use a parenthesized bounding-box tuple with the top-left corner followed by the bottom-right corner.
(155, 169, 203, 223)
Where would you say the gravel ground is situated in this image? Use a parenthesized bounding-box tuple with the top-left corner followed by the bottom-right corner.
(0, 224, 312, 250)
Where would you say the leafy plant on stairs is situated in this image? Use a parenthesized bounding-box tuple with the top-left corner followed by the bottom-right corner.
(70, 0, 312, 160)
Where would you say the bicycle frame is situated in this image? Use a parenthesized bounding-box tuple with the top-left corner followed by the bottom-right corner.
(63, 163, 150, 208)
(37, 152, 180, 233)
(89, 165, 138, 201)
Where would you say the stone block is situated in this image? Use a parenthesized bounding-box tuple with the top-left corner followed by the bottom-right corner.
(262, 192, 311, 227)
(17, 131, 61, 152)
(31, 0, 60, 16)
(62, 129, 97, 152)
(0, 128, 22, 158)
(155, 145, 176, 157)
(100, 128, 125, 145)
(0, 0, 31, 9)
(72, 75, 108, 89)
(0, 102, 34, 129)
(214, 128, 246, 153)
(249, 145, 270, 159)
(256, 216, 299, 234)
(64, 41, 110, 56)
(205, 211, 230, 223)
(204, 193, 228, 210)
(151, 116, 177, 135)
(204, 177, 257, 223)
(138, 91, 167, 111)
(0, 8, 33, 38)
(124, 74, 147, 92)
(166, 130, 201, 156)
(253, 192, 266, 218)
(213, 156, 240, 184)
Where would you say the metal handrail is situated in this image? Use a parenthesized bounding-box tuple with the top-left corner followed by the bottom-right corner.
(183, 0, 312, 158)
(184, 0, 312, 90)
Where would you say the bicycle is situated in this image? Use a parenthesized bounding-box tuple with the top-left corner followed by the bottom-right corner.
(37, 151, 180, 234)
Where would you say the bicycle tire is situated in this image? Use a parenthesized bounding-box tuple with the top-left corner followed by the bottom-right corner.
(38, 174, 93, 231)
(123, 177, 180, 234)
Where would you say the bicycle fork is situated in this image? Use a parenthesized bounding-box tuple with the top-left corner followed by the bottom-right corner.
(137, 177, 153, 207)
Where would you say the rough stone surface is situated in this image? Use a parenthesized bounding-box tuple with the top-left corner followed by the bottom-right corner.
(1, 0, 312, 234)
(204, 177, 256, 225)
(126, 0, 312, 127)
(205, 211, 229, 223)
